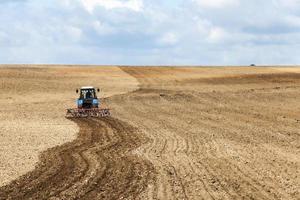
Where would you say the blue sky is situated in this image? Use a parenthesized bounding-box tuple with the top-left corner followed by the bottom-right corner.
(0, 0, 300, 65)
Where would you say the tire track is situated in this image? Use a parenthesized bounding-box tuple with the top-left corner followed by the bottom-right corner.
(0, 117, 155, 200)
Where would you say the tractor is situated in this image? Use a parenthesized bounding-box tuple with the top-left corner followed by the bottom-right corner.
(66, 86, 110, 118)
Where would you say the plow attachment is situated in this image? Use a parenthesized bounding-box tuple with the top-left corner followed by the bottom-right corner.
(66, 108, 110, 118)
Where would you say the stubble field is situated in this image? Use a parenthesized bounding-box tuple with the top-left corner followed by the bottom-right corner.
(0, 65, 299, 199)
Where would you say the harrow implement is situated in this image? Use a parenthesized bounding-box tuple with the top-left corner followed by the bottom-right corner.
(66, 108, 110, 118)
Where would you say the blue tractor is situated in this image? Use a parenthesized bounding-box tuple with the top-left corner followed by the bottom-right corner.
(66, 86, 110, 118)
(76, 86, 100, 109)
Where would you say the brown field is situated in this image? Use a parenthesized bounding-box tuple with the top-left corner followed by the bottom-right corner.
(0, 66, 299, 199)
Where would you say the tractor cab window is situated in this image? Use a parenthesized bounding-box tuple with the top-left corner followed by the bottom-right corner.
(80, 89, 96, 99)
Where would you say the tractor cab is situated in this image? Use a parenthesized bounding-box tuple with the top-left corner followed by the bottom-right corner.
(76, 86, 100, 109)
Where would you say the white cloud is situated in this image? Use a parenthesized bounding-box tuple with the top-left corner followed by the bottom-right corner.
(157, 32, 179, 45)
(1, 0, 300, 65)
(60, 0, 72, 7)
(66, 26, 83, 41)
(195, 19, 229, 43)
(93, 21, 116, 35)
(80, 0, 143, 13)
(207, 27, 227, 43)
(277, 0, 300, 8)
(196, 18, 212, 34)
(193, 0, 239, 8)
(284, 15, 300, 27)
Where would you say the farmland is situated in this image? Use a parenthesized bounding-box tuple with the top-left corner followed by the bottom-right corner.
(0, 66, 299, 199)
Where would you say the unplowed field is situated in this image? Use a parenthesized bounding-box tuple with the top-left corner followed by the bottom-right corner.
(0, 66, 299, 199)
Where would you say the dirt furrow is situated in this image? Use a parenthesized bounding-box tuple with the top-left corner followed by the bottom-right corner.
(0, 117, 155, 200)
(107, 67, 300, 200)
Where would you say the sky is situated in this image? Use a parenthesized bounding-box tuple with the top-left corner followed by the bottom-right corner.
(0, 0, 300, 65)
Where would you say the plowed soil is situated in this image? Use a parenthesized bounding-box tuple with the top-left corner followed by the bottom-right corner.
(0, 66, 300, 200)
(0, 66, 138, 186)
(0, 117, 154, 200)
